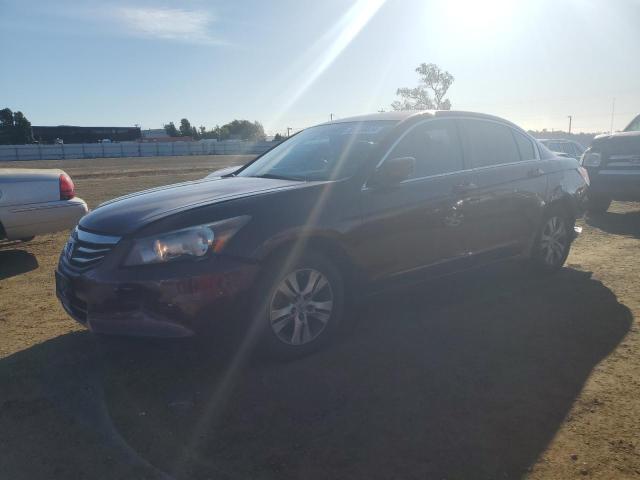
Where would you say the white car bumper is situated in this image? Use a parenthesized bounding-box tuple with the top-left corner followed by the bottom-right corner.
(1, 198, 88, 240)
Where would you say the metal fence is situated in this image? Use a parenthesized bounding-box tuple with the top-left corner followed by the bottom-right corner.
(0, 140, 276, 162)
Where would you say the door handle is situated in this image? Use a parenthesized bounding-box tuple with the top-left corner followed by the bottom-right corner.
(452, 182, 477, 194)
(527, 167, 544, 177)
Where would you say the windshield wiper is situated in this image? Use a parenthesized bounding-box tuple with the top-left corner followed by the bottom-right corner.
(254, 173, 307, 181)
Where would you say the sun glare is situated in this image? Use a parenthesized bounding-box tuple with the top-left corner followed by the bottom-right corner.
(265, 0, 386, 132)
(437, 0, 516, 44)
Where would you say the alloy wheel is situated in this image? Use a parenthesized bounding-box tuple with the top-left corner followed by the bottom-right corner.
(269, 268, 334, 346)
(539, 216, 568, 267)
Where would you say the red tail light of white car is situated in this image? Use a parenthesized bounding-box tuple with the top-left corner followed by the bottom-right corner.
(0, 168, 87, 241)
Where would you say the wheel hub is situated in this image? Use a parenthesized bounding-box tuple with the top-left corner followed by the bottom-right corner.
(269, 268, 334, 346)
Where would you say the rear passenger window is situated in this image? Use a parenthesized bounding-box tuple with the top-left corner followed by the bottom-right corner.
(462, 119, 520, 167)
(512, 130, 536, 160)
(389, 119, 463, 178)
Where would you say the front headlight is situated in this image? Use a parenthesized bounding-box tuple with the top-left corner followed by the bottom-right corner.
(582, 151, 601, 167)
(124, 216, 250, 266)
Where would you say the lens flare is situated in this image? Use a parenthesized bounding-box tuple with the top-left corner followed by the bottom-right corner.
(266, 0, 387, 131)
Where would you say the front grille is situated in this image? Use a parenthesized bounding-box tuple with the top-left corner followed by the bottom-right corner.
(65, 227, 121, 270)
(605, 154, 640, 169)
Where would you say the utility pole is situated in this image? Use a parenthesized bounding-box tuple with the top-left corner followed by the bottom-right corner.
(330, 113, 334, 121)
(287, 127, 292, 137)
(610, 98, 616, 134)
(567, 115, 572, 135)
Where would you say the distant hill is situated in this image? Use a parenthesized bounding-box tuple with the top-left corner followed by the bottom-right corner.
(527, 130, 607, 148)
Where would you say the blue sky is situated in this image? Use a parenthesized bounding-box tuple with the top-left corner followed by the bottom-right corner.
(1, 0, 639, 135)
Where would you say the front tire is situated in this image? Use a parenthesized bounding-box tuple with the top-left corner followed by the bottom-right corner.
(253, 250, 345, 359)
(530, 209, 574, 273)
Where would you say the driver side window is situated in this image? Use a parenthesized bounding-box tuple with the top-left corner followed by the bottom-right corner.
(389, 119, 464, 179)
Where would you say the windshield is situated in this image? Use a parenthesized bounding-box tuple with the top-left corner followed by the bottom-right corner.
(237, 121, 396, 181)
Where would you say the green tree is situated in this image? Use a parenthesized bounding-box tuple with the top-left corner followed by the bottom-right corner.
(179, 118, 192, 137)
(0, 108, 34, 144)
(184, 120, 268, 141)
(0, 108, 14, 145)
(392, 63, 454, 111)
(216, 120, 266, 141)
(12, 111, 33, 144)
(216, 124, 230, 140)
(273, 133, 285, 142)
(164, 122, 179, 137)
(199, 125, 218, 140)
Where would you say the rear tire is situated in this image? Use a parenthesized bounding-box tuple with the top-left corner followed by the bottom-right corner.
(587, 194, 611, 214)
(251, 250, 345, 359)
(529, 208, 574, 273)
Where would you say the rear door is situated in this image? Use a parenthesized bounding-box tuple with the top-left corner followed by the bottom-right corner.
(459, 118, 547, 258)
(358, 118, 477, 280)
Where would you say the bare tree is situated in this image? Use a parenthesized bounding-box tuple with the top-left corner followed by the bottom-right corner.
(392, 63, 454, 111)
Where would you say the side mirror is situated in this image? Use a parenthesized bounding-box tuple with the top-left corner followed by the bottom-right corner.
(372, 156, 415, 187)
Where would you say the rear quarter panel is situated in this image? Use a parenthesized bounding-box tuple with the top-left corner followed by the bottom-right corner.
(543, 157, 588, 217)
(0, 177, 60, 207)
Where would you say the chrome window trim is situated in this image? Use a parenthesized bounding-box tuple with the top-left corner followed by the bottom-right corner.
(469, 157, 541, 173)
(363, 115, 540, 191)
(389, 168, 476, 186)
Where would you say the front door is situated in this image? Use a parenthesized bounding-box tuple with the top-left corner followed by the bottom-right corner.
(357, 118, 477, 281)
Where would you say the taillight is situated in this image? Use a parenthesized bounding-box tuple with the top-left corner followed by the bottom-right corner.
(59, 173, 75, 200)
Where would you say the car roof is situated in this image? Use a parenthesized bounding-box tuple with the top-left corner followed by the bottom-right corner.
(323, 110, 526, 132)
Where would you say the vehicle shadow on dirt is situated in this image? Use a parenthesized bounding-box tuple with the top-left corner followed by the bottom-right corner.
(0, 249, 38, 280)
(0, 264, 633, 480)
(586, 209, 640, 239)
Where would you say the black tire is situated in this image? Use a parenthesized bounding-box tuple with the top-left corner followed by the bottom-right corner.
(251, 250, 345, 359)
(587, 194, 611, 214)
(529, 208, 575, 273)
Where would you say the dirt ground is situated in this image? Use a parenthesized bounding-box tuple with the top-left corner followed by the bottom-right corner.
(0, 155, 639, 479)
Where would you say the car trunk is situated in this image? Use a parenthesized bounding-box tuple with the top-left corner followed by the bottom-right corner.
(0, 169, 63, 207)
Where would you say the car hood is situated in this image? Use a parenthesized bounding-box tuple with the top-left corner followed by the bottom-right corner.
(79, 176, 306, 235)
(591, 130, 640, 156)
